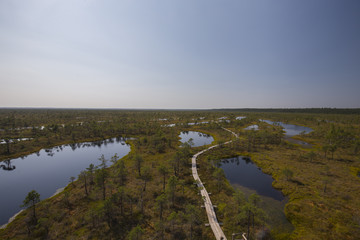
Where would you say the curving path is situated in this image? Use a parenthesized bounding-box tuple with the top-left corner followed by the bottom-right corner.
(221, 127, 238, 138)
(191, 127, 238, 240)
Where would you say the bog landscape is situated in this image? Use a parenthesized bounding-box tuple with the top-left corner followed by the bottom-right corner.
(0, 108, 359, 239)
(1, 1, 360, 239)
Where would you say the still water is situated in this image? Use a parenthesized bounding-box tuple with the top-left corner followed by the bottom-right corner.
(261, 120, 313, 137)
(0, 138, 130, 225)
(244, 125, 259, 131)
(219, 156, 284, 201)
(219, 156, 293, 231)
(179, 131, 214, 147)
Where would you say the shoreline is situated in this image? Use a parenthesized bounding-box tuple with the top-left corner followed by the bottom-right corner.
(0, 186, 66, 230)
(0, 210, 24, 230)
(0, 135, 129, 163)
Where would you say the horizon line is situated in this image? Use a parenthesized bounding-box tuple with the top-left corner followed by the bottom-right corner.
(1, 107, 360, 111)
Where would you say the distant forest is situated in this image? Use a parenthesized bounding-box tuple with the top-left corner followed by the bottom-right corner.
(2, 107, 360, 115)
(213, 108, 360, 114)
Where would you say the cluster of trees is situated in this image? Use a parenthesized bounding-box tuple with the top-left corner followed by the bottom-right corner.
(17, 142, 207, 239)
(232, 124, 285, 153)
(316, 124, 360, 160)
(136, 131, 175, 154)
(220, 190, 269, 239)
(0, 110, 175, 158)
(1, 109, 238, 159)
(244, 129, 283, 152)
(4, 109, 360, 239)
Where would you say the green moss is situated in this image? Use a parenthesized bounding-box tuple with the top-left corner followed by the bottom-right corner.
(350, 166, 360, 177)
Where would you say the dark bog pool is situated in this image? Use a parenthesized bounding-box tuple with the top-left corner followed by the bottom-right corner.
(179, 131, 214, 147)
(0, 138, 130, 226)
(261, 120, 313, 137)
(219, 156, 284, 201)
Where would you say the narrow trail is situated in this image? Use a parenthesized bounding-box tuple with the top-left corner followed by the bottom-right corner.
(191, 127, 239, 240)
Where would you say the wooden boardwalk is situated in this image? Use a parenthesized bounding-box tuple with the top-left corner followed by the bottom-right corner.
(191, 127, 239, 240)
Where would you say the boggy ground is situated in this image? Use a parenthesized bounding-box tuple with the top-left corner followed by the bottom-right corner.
(199, 113, 360, 239)
(0, 120, 231, 239)
(1, 109, 360, 239)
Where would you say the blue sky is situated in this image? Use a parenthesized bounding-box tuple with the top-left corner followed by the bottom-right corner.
(1, 0, 360, 109)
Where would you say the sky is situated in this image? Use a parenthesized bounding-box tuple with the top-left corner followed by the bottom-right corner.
(1, 0, 360, 109)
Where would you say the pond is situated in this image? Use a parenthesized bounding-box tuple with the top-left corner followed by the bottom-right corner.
(179, 131, 214, 147)
(236, 116, 246, 120)
(218, 156, 284, 201)
(0, 137, 130, 226)
(187, 121, 209, 126)
(261, 120, 313, 137)
(218, 156, 293, 232)
(244, 124, 259, 131)
(162, 123, 176, 127)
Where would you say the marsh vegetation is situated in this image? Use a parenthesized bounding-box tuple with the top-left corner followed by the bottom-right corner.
(0, 108, 359, 239)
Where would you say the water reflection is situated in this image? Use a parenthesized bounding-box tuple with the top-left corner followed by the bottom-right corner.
(187, 121, 209, 125)
(163, 123, 176, 127)
(24, 138, 130, 158)
(261, 120, 313, 137)
(236, 116, 246, 120)
(0, 160, 16, 171)
(219, 156, 293, 232)
(0, 137, 130, 225)
(244, 125, 259, 130)
(219, 156, 284, 201)
(179, 131, 214, 147)
(0, 138, 32, 144)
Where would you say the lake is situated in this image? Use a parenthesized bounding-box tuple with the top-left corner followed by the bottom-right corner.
(179, 131, 214, 147)
(0, 137, 130, 226)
